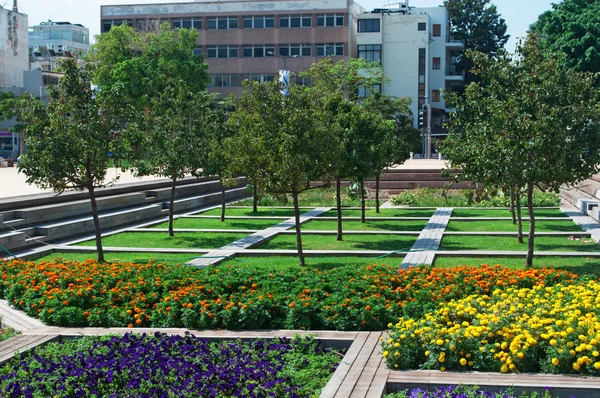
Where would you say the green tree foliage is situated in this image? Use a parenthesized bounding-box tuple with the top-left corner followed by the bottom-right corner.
(531, 0, 600, 81)
(444, 0, 509, 84)
(442, 35, 600, 267)
(0, 92, 18, 122)
(225, 80, 341, 266)
(17, 58, 130, 262)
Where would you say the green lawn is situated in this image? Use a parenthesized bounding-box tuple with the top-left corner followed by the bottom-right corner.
(302, 219, 427, 232)
(200, 208, 307, 217)
(445, 220, 583, 232)
(433, 256, 600, 276)
(451, 208, 567, 218)
(259, 234, 417, 251)
(152, 218, 279, 230)
(36, 252, 206, 265)
(78, 232, 249, 249)
(439, 235, 600, 252)
(222, 256, 405, 269)
(319, 209, 435, 218)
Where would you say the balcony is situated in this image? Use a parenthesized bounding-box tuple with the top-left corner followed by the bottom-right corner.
(445, 65, 464, 80)
(445, 33, 464, 48)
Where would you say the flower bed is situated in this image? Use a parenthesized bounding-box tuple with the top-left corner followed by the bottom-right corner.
(0, 259, 575, 330)
(382, 280, 600, 375)
(385, 385, 557, 398)
(0, 333, 341, 397)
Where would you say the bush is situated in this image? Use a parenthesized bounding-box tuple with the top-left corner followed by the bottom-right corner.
(390, 188, 560, 208)
(0, 259, 576, 330)
(383, 280, 600, 375)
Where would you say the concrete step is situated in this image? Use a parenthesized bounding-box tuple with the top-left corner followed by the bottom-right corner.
(0, 231, 26, 253)
(165, 187, 248, 213)
(147, 177, 247, 202)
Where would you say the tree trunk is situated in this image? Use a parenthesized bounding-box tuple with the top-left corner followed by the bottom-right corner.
(509, 187, 516, 225)
(168, 175, 177, 237)
(360, 178, 366, 223)
(218, 168, 226, 222)
(88, 186, 105, 263)
(516, 189, 523, 244)
(375, 173, 381, 214)
(336, 177, 342, 241)
(292, 191, 305, 267)
(526, 182, 535, 268)
(253, 183, 258, 213)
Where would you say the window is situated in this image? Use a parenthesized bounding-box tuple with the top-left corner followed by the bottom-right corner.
(432, 57, 441, 70)
(173, 17, 202, 30)
(358, 19, 380, 33)
(316, 14, 344, 27)
(206, 45, 238, 58)
(433, 24, 441, 37)
(242, 45, 275, 58)
(193, 47, 203, 56)
(102, 20, 124, 33)
(279, 44, 312, 57)
(243, 15, 275, 29)
(207, 17, 238, 30)
(358, 44, 381, 62)
(316, 43, 344, 56)
(295, 76, 312, 86)
(418, 22, 426, 31)
(418, 48, 426, 108)
(358, 84, 381, 98)
(242, 73, 276, 83)
(279, 15, 312, 28)
(432, 90, 441, 102)
(208, 74, 239, 88)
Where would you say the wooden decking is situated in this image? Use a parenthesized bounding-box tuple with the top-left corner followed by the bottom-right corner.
(0, 334, 58, 363)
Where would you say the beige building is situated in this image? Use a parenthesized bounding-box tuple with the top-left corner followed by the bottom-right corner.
(0, 4, 28, 88)
(101, 0, 365, 95)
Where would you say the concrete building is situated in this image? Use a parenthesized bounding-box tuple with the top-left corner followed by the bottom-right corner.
(28, 21, 90, 72)
(101, 0, 365, 96)
(356, 1, 464, 139)
(0, 4, 28, 88)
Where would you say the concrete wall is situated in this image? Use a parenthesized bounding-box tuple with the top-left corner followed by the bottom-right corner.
(0, 6, 28, 88)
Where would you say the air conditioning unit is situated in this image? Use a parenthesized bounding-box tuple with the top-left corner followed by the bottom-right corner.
(33, 45, 41, 56)
(47, 44, 56, 56)
(55, 45, 64, 54)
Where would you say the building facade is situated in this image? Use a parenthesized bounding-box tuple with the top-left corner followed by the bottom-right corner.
(356, 1, 464, 135)
(0, 5, 28, 88)
(101, 0, 364, 96)
(28, 21, 90, 72)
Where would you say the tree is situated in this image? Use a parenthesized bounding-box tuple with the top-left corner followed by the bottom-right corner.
(17, 58, 129, 262)
(125, 82, 213, 237)
(365, 95, 420, 213)
(303, 58, 386, 237)
(0, 92, 18, 122)
(443, 35, 600, 267)
(225, 80, 341, 266)
(444, 0, 509, 84)
(531, 0, 600, 81)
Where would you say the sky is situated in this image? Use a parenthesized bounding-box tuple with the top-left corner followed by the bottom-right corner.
(10, 0, 558, 52)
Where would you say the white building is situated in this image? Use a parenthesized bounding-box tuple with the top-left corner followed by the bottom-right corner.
(29, 21, 90, 71)
(357, 1, 464, 142)
(0, 4, 29, 88)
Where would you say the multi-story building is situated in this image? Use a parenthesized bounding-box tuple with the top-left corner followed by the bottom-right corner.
(0, 3, 28, 88)
(28, 21, 90, 71)
(100, 0, 365, 96)
(356, 1, 464, 137)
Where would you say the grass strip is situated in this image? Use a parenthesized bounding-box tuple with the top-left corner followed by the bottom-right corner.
(152, 218, 279, 230)
(451, 208, 567, 218)
(77, 232, 249, 249)
(445, 220, 583, 232)
(200, 208, 308, 217)
(35, 252, 208, 266)
(439, 235, 600, 252)
(318, 209, 435, 218)
(259, 234, 418, 251)
(301, 219, 427, 231)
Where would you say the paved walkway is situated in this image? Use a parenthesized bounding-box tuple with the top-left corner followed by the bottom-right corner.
(561, 205, 600, 242)
(401, 208, 453, 267)
(186, 207, 331, 267)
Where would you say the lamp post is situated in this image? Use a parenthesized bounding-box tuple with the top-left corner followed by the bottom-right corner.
(267, 52, 298, 96)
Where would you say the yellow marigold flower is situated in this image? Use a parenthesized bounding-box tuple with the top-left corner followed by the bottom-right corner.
(459, 358, 467, 366)
(573, 362, 580, 371)
(595, 362, 600, 370)
(383, 351, 389, 358)
(517, 352, 524, 359)
(549, 339, 557, 346)
(440, 366, 446, 371)
(436, 339, 444, 346)
(593, 351, 599, 357)
(552, 358, 559, 366)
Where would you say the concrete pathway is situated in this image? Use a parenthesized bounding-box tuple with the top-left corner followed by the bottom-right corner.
(561, 205, 600, 242)
(186, 207, 331, 267)
(401, 208, 453, 267)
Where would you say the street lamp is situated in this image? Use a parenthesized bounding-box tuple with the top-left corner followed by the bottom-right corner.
(267, 52, 298, 70)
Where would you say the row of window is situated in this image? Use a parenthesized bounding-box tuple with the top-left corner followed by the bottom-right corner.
(205, 43, 345, 58)
(207, 73, 312, 87)
(358, 19, 443, 36)
(102, 14, 345, 33)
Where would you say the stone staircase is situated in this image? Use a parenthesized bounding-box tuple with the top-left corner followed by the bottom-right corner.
(561, 174, 600, 221)
(0, 177, 248, 255)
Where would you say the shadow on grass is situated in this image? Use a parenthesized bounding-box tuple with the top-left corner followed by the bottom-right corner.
(260, 235, 417, 252)
(302, 221, 426, 232)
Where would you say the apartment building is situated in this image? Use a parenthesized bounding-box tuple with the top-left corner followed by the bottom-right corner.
(0, 4, 28, 89)
(356, 1, 464, 134)
(101, 0, 365, 96)
(29, 21, 90, 71)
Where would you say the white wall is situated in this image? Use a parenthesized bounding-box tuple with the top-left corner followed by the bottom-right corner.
(0, 7, 29, 88)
